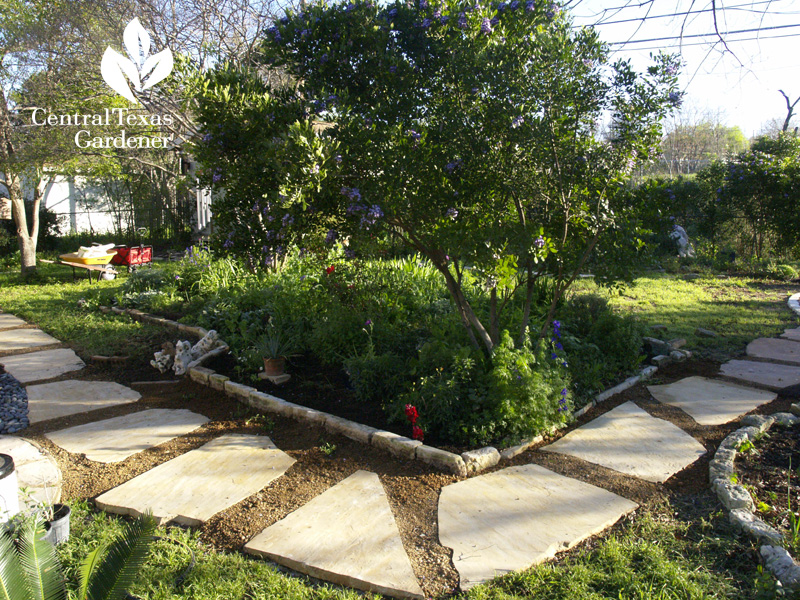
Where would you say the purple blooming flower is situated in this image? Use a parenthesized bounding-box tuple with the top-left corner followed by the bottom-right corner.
(511, 115, 524, 128)
(345, 3, 356, 11)
(325, 229, 338, 244)
(421, 18, 432, 27)
(408, 129, 421, 141)
(668, 91, 683, 107)
(387, 8, 398, 18)
(420, 0, 428, 6)
(223, 238, 234, 249)
(665, 64, 678, 76)
(510, 0, 519, 8)
(446, 207, 459, 219)
(551, 352, 558, 360)
(344, 249, 356, 258)
(202, 133, 213, 142)
(212, 170, 222, 183)
(445, 159, 462, 172)
(320, 53, 328, 63)
(433, 8, 441, 18)
(458, 12, 468, 28)
(334, 154, 342, 163)
(389, 65, 397, 73)
(481, 17, 492, 33)
(365, 319, 373, 326)
(497, 2, 507, 10)
(440, 14, 450, 22)
(282, 213, 294, 226)
(525, 0, 534, 10)
(300, 29, 310, 37)
(534, 235, 545, 248)
(561, 388, 568, 396)
(490, 16, 499, 26)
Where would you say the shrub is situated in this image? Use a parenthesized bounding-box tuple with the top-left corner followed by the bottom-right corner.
(770, 263, 798, 281)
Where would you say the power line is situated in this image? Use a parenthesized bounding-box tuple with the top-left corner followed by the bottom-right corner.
(592, 5, 800, 27)
(609, 31, 800, 51)
(607, 22, 800, 45)
(572, 0, 786, 21)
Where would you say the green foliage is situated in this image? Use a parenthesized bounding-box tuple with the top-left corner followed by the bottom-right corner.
(0, 512, 155, 600)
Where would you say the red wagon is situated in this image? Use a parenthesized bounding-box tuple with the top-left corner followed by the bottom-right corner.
(111, 245, 153, 272)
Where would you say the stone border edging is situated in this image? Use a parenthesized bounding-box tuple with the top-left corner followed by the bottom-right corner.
(710, 408, 800, 589)
(789, 292, 800, 317)
(99, 305, 660, 477)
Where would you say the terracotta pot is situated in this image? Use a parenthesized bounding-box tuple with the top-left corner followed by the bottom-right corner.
(262, 357, 286, 377)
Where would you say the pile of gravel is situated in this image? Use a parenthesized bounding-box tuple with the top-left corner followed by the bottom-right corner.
(0, 372, 29, 434)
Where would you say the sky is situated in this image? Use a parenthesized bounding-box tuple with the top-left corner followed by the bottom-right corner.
(568, 0, 800, 137)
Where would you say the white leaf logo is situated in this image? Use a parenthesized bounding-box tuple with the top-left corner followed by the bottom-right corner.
(101, 18, 174, 104)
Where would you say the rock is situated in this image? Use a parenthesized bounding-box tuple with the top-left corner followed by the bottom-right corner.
(651, 354, 671, 366)
(714, 480, 755, 511)
(729, 510, 783, 545)
(670, 351, 686, 362)
(371, 431, 422, 460)
(682, 273, 701, 280)
(695, 327, 718, 338)
(650, 324, 668, 332)
(415, 445, 467, 477)
(761, 545, 800, 588)
(740, 414, 774, 432)
(461, 447, 501, 474)
(643, 337, 671, 355)
(668, 338, 687, 349)
(791, 403, 800, 417)
(773, 412, 799, 427)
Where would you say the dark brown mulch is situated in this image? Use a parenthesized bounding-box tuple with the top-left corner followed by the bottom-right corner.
(737, 422, 800, 550)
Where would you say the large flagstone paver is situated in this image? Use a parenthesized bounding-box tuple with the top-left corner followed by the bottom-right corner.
(0, 314, 27, 330)
(96, 434, 295, 526)
(0, 329, 60, 353)
(747, 338, 800, 365)
(245, 470, 424, 599)
(782, 328, 800, 342)
(438, 464, 638, 590)
(26, 380, 141, 423)
(647, 376, 776, 426)
(1, 348, 85, 384)
(720, 359, 800, 391)
(0, 436, 61, 508)
(45, 409, 209, 463)
(542, 401, 706, 483)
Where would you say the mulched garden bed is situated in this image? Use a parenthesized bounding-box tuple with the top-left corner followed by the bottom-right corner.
(737, 422, 800, 556)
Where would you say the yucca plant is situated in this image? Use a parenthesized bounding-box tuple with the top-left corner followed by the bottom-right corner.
(0, 512, 157, 600)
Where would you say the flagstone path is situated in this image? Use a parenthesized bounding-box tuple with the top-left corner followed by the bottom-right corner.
(1, 302, 799, 596)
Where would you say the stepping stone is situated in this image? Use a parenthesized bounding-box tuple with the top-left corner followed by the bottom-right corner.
(45, 409, 209, 463)
(96, 434, 294, 526)
(26, 380, 141, 424)
(0, 314, 27, 330)
(647, 376, 776, 426)
(0, 436, 61, 508)
(542, 401, 706, 483)
(720, 359, 800, 392)
(782, 328, 800, 342)
(438, 464, 638, 591)
(1, 348, 85, 384)
(747, 338, 800, 365)
(245, 470, 423, 599)
(0, 329, 60, 353)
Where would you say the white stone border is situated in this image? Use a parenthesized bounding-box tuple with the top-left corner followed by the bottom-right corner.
(710, 408, 800, 589)
(789, 292, 800, 318)
(100, 305, 660, 477)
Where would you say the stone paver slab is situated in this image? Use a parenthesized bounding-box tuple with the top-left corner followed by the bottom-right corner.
(782, 328, 800, 342)
(438, 464, 638, 590)
(542, 401, 706, 483)
(1, 348, 85, 384)
(0, 314, 27, 330)
(720, 359, 800, 391)
(96, 434, 294, 526)
(45, 409, 209, 463)
(26, 380, 141, 423)
(0, 329, 60, 353)
(747, 338, 800, 365)
(647, 376, 776, 425)
(0, 436, 61, 507)
(245, 470, 423, 599)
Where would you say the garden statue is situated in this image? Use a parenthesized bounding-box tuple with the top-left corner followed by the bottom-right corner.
(172, 340, 194, 375)
(150, 342, 175, 373)
(670, 224, 695, 258)
(190, 330, 219, 360)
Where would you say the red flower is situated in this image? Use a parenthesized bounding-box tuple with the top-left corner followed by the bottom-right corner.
(404, 404, 418, 424)
(412, 426, 424, 441)
(325, 265, 335, 274)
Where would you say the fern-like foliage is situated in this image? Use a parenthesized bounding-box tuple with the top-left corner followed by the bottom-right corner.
(0, 528, 31, 600)
(17, 522, 65, 600)
(77, 513, 157, 600)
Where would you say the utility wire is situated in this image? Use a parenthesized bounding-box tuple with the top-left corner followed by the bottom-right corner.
(607, 22, 800, 45)
(608, 31, 800, 51)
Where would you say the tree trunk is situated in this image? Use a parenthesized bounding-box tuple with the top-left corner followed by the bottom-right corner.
(8, 176, 37, 275)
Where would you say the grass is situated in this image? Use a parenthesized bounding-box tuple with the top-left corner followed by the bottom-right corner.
(0, 263, 163, 361)
(572, 273, 800, 361)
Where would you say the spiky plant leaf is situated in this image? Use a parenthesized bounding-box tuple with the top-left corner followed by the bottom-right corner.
(17, 522, 65, 600)
(0, 528, 33, 600)
(77, 513, 157, 600)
